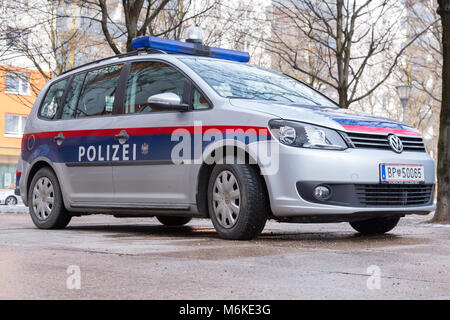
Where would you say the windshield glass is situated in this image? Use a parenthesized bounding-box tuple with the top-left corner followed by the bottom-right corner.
(180, 57, 339, 108)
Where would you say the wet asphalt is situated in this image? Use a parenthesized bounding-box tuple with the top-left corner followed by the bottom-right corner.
(0, 211, 449, 299)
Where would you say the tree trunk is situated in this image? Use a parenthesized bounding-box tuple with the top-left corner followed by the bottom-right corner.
(432, 0, 450, 223)
(335, 0, 349, 108)
(338, 87, 349, 109)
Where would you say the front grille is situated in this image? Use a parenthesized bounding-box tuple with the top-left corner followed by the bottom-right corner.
(355, 184, 433, 206)
(345, 132, 426, 152)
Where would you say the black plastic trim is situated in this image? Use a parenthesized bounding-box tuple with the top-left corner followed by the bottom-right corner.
(296, 182, 435, 207)
(65, 160, 176, 167)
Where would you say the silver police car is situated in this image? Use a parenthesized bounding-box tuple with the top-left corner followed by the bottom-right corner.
(16, 36, 436, 240)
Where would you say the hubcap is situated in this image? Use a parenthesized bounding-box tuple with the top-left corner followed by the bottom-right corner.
(6, 197, 16, 205)
(212, 170, 241, 228)
(32, 177, 55, 220)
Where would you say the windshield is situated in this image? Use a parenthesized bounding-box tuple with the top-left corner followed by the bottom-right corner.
(180, 57, 339, 108)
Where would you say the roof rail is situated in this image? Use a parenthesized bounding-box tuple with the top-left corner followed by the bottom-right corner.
(59, 48, 166, 76)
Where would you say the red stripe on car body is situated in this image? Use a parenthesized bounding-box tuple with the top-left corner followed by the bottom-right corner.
(22, 126, 271, 140)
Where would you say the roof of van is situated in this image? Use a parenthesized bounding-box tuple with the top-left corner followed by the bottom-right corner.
(57, 50, 237, 80)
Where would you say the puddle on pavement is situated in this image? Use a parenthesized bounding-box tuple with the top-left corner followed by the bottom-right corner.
(257, 230, 433, 250)
(68, 224, 219, 240)
(150, 246, 286, 260)
(66, 223, 434, 254)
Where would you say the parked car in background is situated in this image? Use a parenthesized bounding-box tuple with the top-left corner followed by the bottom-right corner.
(0, 189, 19, 205)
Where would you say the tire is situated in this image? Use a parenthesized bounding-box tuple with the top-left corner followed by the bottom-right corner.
(28, 167, 71, 229)
(207, 164, 268, 240)
(156, 216, 192, 226)
(350, 216, 400, 235)
(5, 196, 17, 206)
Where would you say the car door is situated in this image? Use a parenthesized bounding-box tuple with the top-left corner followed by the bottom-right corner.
(56, 64, 123, 204)
(111, 60, 196, 205)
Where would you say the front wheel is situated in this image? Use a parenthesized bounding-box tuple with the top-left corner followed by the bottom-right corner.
(5, 196, 17, 206)
(29, 167, 71, 229)
(208, 164, 268, 240)
(350, 216, 400, 235)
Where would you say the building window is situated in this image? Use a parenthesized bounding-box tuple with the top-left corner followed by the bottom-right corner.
(4, 114, 27, 137)
(5, 71, 30, 95)
(17, 0, 29, 7)
(3, 0, 28, 11)
(0, 164, 17, 189)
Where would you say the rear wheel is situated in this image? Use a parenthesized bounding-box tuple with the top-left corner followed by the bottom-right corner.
(29, 167, 71, 229)
(156, 216, 192, 226)
(208, 164, 268, 240)
(350, 216, 400, 235)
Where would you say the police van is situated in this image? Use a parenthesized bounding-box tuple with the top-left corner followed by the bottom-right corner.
(16, 30, 436, 240)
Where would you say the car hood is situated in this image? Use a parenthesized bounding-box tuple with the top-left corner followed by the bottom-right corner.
(229, 99, 422, 136)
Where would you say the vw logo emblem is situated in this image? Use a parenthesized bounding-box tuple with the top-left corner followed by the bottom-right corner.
(387, 134, 403, 153)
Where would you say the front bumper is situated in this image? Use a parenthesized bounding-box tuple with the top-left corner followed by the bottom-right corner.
(262, 145, 436, 216)
(296, 182, 434, 207)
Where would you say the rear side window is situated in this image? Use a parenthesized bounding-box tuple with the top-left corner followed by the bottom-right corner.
(61, 73, 85, 119)
(124, 62, 186, 114)
(76, 64, 122, 118)
(39, 79, 68, 119)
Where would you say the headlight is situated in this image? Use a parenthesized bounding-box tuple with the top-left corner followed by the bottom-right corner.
(269, 119, 348, 150)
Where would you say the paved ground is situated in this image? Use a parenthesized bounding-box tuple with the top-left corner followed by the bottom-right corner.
(0, 208, 449, 299)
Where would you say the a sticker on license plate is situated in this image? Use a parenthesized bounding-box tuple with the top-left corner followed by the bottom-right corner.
(380, 164, 425, 184)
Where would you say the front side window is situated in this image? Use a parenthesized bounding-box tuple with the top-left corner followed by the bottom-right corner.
(75, 64, 122, 118)
(180, 57, 339, 108)
(5, 71, 29, 95)
(5, 114, 26, 136)
(192, 88, 210, 110)
(124, 61, 186, 114)
(39, 79, 68, 119)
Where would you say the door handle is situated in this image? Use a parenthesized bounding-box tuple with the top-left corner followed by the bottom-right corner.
(114, 130, 129, 144)
(53, 133, 65, 146)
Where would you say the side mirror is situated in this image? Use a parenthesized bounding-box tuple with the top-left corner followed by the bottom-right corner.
(147, 92, 190, 112)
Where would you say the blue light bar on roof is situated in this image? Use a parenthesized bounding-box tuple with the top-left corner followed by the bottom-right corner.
(131, 36, 250, 63)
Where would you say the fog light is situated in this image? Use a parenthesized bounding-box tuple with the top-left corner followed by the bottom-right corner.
(313, 186, 332, 201)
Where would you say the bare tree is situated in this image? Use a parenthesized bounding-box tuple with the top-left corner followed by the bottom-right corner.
(80, 0, 217, 53)
(195, 1, 271, 66)
(0, 0, 103, 108)
(0, 1, 112, 77)
(266, 0, 434, 108)
(434, 0, 450, 223)
(407, 0, 442, 103)
(395, 1, 442, 152)
(0, 0, 219, 107)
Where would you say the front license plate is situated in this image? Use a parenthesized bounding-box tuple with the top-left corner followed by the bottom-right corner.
(380, 164, 425, 184)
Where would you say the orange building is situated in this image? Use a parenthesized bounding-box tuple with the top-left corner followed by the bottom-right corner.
(0, 65, 47, 189)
